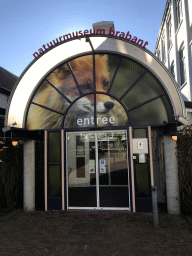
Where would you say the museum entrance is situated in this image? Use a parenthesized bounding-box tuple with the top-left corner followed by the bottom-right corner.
(66, 130, 130, 210)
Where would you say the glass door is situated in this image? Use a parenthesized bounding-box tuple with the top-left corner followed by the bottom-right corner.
(98, 131, 129, 208)
(66, 130, 130, 210)
(67, 132, 97, 208)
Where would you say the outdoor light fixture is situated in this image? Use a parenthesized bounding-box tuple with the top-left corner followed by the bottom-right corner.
(12, 141, 18, 146)
(172, 136, 177, 141)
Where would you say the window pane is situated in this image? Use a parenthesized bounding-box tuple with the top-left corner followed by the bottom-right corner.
(64, 95, 95, 128)
(32, 80, 70, 113)
(179, 46, 186, 85)
(134, 129, 147, 138)
(47, 63, 80, 100)
(76, 157, 85, 178)
(95, 54, 120, 93)
(129, 96, 172, 125)
(122, 73, 164, 110)
(96, 94, 128, 127)
(135, 164, 150, 197)
(170, 61, 175, 78)
(64, 94, 128, 128)
(69, 55, 94, 94)
(48, 165, 61, 197)
(109, 58, 145, 99)
(49, 132, 60, 163)
(27, 104, 63, 129)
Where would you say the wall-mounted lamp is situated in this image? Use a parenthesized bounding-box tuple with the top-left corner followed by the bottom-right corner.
(172, 136, 177, 141)
(12, 141, 18, 146)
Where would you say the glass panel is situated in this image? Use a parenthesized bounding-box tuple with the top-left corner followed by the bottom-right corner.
(27, 104, 63, 129)
(46, 63, 80, 101)
(95, 54, 120, 92)
(98, 131, 129, 208)
(96, 94, 128, 127)
(134, 129, 147, 138)
(64, 95, 95, 128)
(99, 187, 129, 207)
(49, 132, 60, 163)
(122, 73, 164, 110)
(64, 94, 128, 128)
(129, 96, 173, 125)
(67, 132, 96, 207)
(32, 80, 70, 113)
(69, 55, 94, 94)
(48, 165, 61, 197)
(109, 58, 145, 99)
(135, 163, 150, 197)
(76, 135, 85, 178)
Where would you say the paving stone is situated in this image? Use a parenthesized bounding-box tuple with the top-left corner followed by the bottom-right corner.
(1, 210, 192, 255)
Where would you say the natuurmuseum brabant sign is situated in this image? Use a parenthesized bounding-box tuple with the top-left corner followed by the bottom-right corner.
(33, 28, 149, 58)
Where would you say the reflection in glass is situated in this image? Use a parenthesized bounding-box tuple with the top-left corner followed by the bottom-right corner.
(98, 131, 128, 186)
(109, 58, 145, 98)
(49, 132, 60, 163)
(135, 164, 150, 197)
(129, 96, 172, 125)
(48, 165, 61, 197)
(98, 131, 129, 207)
(27, 104, 63, 129)
(134, 129, 147, 138)
(67, 131, 129, 208)
(122, 72, 164, 110)
(67, 132, 97, 207)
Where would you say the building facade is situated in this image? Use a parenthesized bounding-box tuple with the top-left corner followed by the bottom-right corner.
(0, 67, 18, 138)
(154, 0, 192, 121)
(2, 21, 188, 214)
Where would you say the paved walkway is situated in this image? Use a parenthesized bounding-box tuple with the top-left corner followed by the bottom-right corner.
(0, 210, 192, 255)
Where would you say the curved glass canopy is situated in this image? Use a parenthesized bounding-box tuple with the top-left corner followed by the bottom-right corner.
(26, 53, 173, 130)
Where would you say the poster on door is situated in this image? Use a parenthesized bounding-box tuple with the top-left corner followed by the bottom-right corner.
(89, 166, 95, 173)
(89, 160, 95, 173)
(100, 159, 105, 166)
(100, 166, 106, 173)
(89, 160, 95, 166)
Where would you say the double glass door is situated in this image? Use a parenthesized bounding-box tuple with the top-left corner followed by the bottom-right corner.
(66, 130, 130, 210)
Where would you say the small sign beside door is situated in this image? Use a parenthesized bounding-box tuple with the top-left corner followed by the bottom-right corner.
(100, 166, 106, 173)
(139, 153, 146, 163)
(89, 160, 95, 166)
(89, 167, 95, 173)
(100, 159, 105, 166)
(89, 160, 95, 173)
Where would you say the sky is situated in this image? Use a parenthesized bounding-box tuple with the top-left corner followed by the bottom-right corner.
(0, 0, 167, 77)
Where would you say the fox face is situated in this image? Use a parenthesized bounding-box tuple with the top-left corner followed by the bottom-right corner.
(57, 55, 114, 117)
(27, 55, 127, 129)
